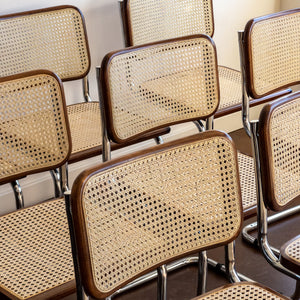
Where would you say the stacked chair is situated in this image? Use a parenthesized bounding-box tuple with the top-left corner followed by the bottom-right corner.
(66, 35, 290, 300)
(0, 71, 75, 299)
(238, 8, 300, 299)
(0, 5, 168, 208)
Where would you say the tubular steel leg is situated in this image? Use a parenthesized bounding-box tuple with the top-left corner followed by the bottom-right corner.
(11, 180, 24, 209)
(59, 163, 69, 193)
(157, 265, 167, 300)
(193, 120, 205, 132)
(225, 242, 240, 283)
(155, 136, 164, 145)
(197, 251, 207, 295)
(50, 169, 62, 198)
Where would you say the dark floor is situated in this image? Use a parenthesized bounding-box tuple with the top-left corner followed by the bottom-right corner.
(1, 129, 299, 300)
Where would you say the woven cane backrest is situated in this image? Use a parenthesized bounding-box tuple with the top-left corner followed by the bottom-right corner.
(0, 71, 71, 185)
(258, 92, 300, 211)
(123, 0, 214, 46)
(0, 5, 90, 80)
(243, 9, 300, 98)
(100, 35, 219, 143)
(71, 131, 242, 298)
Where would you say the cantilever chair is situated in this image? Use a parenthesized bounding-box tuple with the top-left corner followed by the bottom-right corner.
(67, 130, 290, 300)
(238, 9, 300, 299)
(0, 5, 169, 208)
(0, 70, 75, 299)
(118, 0, 292, 220)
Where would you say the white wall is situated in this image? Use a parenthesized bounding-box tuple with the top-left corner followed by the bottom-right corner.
(0, 0, 282, 213)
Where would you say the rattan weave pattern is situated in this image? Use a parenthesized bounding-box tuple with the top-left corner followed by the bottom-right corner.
(106, 36, 219, 141)
(0, 198, 74, 299)
(218, 66, 242, 110)
(192, 282, 288, 299)
(284, 237, 300, 264)
(0, 6, 89, 80)
(249, 11, 300, 96)
(237, 152, 257, 210)
(268, 98, 300, 207)
(127, 0, 213, 45)
(80, 135, 241, 294)
(67, 102, 102, 154)
(0, 73, 70, 182)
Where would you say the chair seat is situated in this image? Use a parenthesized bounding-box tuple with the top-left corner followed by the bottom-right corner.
(192, 282, 290, 299)
(280, 235, 300, 274)
(0, 198, 75, 300)
(237, 152, 257, 218)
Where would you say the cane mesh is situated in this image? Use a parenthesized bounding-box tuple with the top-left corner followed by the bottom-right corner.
(192, 282, 289, 300)
(126, 0, 213, 45)
(283, 237, 300, 264)
(0, 73, 70, 183)
(105, 36, 219, 141)
(267, 97, 300, 207)
(248, 10, 300, 97)
(218, 66, 242, 110)
(237, 153, 257, 211)
(0, 198, 74, 300)
(78, 134, 242, 295)
(0, 6, 89, 80)
(67, 102, 102, 155)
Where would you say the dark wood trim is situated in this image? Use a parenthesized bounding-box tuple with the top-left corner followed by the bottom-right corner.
(100, 34, 219, 144)
(0, 70, 72, 185)
(243, 8, 300, 99)
(258, 92, 300, 211)
(0, 5, 91, 81)
(280, 234, 300, 274)
(71, 130, 243, 299)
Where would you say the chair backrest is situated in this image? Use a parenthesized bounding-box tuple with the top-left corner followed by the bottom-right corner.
(242, 9, 300, 99)
(122, 0, 214, 46)
(71, 130, 243, 299)
(258, 92, 300, 211)
(0, 70, 71, 185)
(100, 34, 219, 144)
(0, 5, 90, 81)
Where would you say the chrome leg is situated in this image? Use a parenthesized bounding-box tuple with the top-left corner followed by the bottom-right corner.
(59, 163, 69, 193)
(50, 169, 62, 198)
(197, 251, 207, 295)
(157, 265, 167, 300)
(155, 136, 164, 145)
(11, 180, 24, 209)
(205, 116, 214, 131)
(225, 242, 240, 283)
(193, 120, 205, 132)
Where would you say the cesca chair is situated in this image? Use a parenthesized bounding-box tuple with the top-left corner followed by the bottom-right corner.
(119, 0, 288, 118)
(0, 5, 169, 207)
(238, 9, 300, 299)
(67, 130, 290, 300)
(0, 70, 75, 299)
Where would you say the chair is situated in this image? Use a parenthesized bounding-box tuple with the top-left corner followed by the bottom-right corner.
(67, 130, 290, 300)
(238, 9, 300, 299)
(0, 5, 169, 207)
(0, 70, 75, 299)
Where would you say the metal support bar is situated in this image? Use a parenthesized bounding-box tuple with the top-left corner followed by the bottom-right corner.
(11, 180, 24, 209)
(193, 120, 205, 132)
(59, 163, 69, 193)
(50, 169, 62, 198)
(225, 242, 241, 283)
(83, 76, 92, 102)
(197, 251, 207, 295)
(205, 116, 214, 131)
(157, 265, 167, 300)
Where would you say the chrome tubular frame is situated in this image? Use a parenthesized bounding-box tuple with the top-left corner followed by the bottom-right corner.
(197, 251, 208, 295)
(59, 163, 69, 193)
(157, 265, 167, 300)
(250, 121, 300, 282)
(225, 242, 241, 283)
(83, 76, 93, 103)
(50, 168, 62, 198)
(11, 180, 24, 209)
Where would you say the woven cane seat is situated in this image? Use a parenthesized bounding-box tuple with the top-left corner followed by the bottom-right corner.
(280, 235, 300, 274)
(71, 131, 243, 298)
(243, 9, 300, 99)
(192, 282, 290, 300)
(100, 35, 219, 143)
(0, 198, 75, 300)
(0, 71, 71, 185)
